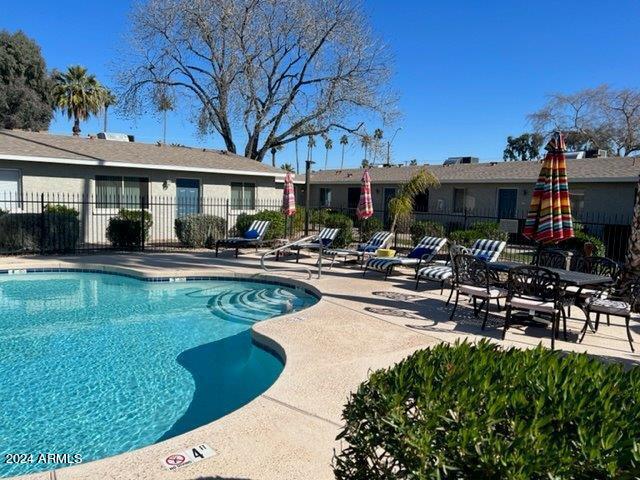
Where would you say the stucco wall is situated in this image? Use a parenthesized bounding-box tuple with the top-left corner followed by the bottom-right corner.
(0, 159, 283, 245)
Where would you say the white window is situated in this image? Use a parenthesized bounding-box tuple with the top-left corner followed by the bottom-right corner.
(231, 182, 256, 209)
(319, 188, 332, 207)
(0, 169, 21, 210)
(95, 176, 149, 209)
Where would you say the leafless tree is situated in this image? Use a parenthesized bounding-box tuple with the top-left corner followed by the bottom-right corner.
(116, 0, 395, 162)
(529, 85, 640, 156)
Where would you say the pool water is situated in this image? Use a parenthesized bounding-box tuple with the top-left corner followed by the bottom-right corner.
(0, 272, 317, 478)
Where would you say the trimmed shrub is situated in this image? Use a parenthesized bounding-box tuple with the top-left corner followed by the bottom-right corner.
(410, 220, 445, 245)
(334, 340, 640, 479)
(175, 214, 226, 248)
(106, 209, 153, 249)
(359, 217, 384, 242)
(450, 220, 508, 246)
(0, 208, 80, 253)
(234, 210, 285, 240)
(323, 212, 353, 247)
(559, 224, 605, 256)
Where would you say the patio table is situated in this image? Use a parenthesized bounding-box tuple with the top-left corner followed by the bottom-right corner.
(487, 260, 614, 334)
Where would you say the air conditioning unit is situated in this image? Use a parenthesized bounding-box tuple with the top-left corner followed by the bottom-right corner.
(97, 132, 133, 142)
(443, 156, 479, 165)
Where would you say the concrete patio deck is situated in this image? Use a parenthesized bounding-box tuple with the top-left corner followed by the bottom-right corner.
(4, 250, 639, 480)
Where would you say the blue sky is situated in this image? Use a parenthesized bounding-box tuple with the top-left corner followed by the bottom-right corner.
(3, 0, 639, 168)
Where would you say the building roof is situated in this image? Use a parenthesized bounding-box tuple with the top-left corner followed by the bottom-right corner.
(305, 157, 640, 185)
(0, 130, 286, 178)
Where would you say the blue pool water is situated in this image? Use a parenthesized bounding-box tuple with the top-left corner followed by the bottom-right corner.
(0, 272, 317, 478)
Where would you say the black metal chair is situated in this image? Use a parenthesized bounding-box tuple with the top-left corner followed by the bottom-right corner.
(533, 249, 569, 270)
(449, 254, 506, 330)
(579, 272, 640, 352)
(503, 265, 565, 349)
(566, 256, 620, 318)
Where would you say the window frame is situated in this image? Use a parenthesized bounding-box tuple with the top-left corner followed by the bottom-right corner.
(95, 175, 150, 211)
(319, 187, 332, 207)
(230, 182, 256, 210)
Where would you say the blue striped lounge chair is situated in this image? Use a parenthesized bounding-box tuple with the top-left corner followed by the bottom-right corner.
(415, 238, 506, 299)
(326, 231, 393, 268)
(215, 220, 271, 258)
(363, 236, 447, 280)
(288, 227, 340, 263)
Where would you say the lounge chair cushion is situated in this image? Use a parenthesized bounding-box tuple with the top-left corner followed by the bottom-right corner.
(508, 296, 557, 314)
(585, 297, 631, 315)
(357, 244, 379, 253)
(459, 285, 507, 298)
(407, 247, 435, 259)
(418, 265, 453, 281)
(366, 257, 419, 272)
(564, 285, 601, 296)
(243, 229, 260, 239)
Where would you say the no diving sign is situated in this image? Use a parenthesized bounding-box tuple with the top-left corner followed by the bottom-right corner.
(161, 444, 215, 471)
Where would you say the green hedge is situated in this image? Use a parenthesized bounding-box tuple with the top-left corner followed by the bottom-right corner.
(360, 217, 384, 242)
(410, 220, 445, 245)
(106, 209, 153, 249)
(450, 220, 509, 247)
(235, 210, 285, 240)
(334, 340, 640, 479)
(322, 212, 353, 247)
(559, 224, 605, 256)
(175, 214, 226, 248)
(0, 208, 80, 253)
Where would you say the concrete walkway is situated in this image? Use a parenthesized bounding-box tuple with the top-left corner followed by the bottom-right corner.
(4, 251, 638, 480)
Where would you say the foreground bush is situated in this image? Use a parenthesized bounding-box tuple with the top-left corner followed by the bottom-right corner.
(175, 214, 226, 248)
(0, 207, 80, 253)
(106, 209, 153, 249)
(334, 340, 640, 479)
(450, 220, 508, 246)
(410, 220, 445, 245)
(322, 212, 353, 247)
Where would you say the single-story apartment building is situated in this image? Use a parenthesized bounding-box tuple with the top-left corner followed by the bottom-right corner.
(303, 158, 640, 223)
(0, 129, 288, 245)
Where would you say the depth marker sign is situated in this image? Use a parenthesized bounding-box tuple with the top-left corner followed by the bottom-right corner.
(161, 444, 215, 471)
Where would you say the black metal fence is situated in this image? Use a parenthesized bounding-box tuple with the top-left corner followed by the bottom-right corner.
(0, 192, 633, 262)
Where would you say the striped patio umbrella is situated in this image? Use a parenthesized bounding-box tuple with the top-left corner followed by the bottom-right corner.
(356, 169, 374, 220)
(523, 132, 574, 244)
(281, 171, 296, 217)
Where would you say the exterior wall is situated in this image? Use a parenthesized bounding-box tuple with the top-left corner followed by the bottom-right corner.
(0, 159, 283, 245)
(308, 181, 636, 221)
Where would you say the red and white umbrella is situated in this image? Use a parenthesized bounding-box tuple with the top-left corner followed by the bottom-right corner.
(356, 169, 373, 220)
(281, 171, 296, 217)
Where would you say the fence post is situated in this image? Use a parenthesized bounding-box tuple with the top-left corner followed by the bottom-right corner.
(140, 195, 146, 252)
(40, 193, 45, 255)
(225, 199, 230, 235)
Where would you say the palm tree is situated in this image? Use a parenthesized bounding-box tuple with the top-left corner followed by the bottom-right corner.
(409, 158, 418, 166)
(52, 65, 104, 136)
(360, 133, 372, 164)
(154, 87, 175, 145)
(270, 144, 284, 168)
(323, 137, 333, 170)
(624, 181, 640, 284)
(280, 163, 295, 173)
(388, 169, 439, 233)
(101, 89, 116, 132)
(361, 158, 370, 168)
(339, 134, 349, 169)
(372, 128, 384, 164)
(295, 138, 300, 173)
(307, 135, 316, 163)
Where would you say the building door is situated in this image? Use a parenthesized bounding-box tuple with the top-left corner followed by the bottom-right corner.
(176, 178, 200, 217)
(497, 188, 517, 218)
(383, 187, 396, 227)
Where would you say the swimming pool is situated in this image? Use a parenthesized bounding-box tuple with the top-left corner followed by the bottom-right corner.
(0, 271, 318, 478)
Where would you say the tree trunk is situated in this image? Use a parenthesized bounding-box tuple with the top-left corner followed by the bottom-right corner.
(324, 149, 328, 170)
(271, 150, 276, 167)
(72, 117, 81, 136)
(295, 139, 299, 174)
(163, 110, 167, 144)
(103, 107, 108, 132)
(341, 145, 345, 169)
(623, 175, 640, 284)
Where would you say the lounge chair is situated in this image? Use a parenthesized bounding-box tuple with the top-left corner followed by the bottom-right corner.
(287, 227, 340, 262)
(325, 231, 393, 268)
(363, 235, 447, 279)
(215, 220, 270, 258)
(416, 239, 506, 300)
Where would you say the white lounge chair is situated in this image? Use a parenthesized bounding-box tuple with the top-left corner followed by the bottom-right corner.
(363, 235, 447, 279)
(215, 220, 271, 258)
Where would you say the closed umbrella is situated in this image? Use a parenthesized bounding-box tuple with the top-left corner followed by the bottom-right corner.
(356, 169, 374, 220)
(282, 171, 296, 237)
(523, 132, 574, 244)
